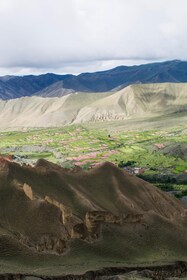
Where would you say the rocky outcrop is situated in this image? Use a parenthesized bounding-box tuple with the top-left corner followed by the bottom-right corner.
(23, 183, 34, 200)
(16, 233, 68, 255)
(0, 261, 187, 279)
(10, 180, 145, 251)
(45, 195, 72, 224)
(84, 211, 144, 241)
(21, 182, 144, 245)
(44, 195, 87, 239)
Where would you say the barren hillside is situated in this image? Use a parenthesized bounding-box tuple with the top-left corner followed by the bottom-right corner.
(0, 83, 186, 128)
(0, 158, 187, 275)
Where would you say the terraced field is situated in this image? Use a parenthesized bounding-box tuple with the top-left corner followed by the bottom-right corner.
(0, 125, 186, 167)
(0, 124, 187, 196)
(0, 125, 186, 169)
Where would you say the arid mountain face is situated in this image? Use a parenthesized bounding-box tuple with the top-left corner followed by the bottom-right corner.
(1, 60, 187, 99)
(0, 158, 187, 269)
(0, 83, 186, 128)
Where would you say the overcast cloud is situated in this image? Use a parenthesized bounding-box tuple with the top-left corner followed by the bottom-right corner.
(0, 0, 187, 75)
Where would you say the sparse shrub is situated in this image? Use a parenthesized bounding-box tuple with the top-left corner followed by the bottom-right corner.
(118, 160, 136, 168)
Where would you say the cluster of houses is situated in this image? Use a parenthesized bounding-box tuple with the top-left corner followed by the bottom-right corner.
(123, 166, 145, 175)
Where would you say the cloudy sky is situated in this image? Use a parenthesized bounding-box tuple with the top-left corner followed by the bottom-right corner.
(0, 0, 187, 75)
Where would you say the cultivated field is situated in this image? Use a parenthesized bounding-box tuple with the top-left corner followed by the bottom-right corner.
(0, 120, 187, 198)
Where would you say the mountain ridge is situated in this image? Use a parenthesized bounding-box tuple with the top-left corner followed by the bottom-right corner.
(1, 60, 187, 99)
(0, 158, 187, 274)
(0, 83, 186, 128)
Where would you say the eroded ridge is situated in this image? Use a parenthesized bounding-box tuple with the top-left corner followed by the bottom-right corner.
(0, 159, 186, 258)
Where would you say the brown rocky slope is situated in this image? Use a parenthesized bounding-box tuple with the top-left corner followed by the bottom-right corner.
(0, 158, 187, 276)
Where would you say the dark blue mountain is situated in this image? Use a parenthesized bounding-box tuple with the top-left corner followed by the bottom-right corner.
(1, 60, 187, 99)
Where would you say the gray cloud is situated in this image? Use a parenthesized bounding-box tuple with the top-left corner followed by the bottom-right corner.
(0, 0, 187, 75)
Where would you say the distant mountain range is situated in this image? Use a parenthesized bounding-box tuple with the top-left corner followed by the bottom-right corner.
(0, 83, 186, 128)
(1, 60, 187, 99)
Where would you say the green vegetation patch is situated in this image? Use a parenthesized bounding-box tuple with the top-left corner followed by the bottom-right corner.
(0, 124, 187, 175)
